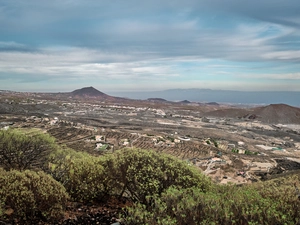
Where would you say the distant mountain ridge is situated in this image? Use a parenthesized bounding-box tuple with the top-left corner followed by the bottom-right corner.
(108, 89, 300, 106)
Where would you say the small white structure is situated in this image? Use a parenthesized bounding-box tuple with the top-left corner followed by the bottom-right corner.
(238, 149, 246, 154)
(238, 141, 245, 146)
(96, 143, 104, 149)
(174, 139, 181, 143)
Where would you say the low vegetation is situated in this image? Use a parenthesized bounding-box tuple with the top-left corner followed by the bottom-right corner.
(99, 148, 211, 205)
(0, 129, 56, 170)
(0, 168, 68, 223)
(47, 147, 106, 202)
(0, 128, 300, 224)
(124, 180, 300, 224)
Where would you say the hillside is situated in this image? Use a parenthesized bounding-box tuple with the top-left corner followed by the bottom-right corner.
(204, 107, 248, 118)
(71, 87, 109, 98)
(252, 104, 300, 124)
(204, 103, 300, 124)
(68, 86, 134, 103)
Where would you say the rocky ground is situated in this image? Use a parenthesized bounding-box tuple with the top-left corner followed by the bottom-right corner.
(60, 199, 126, 225)
(3, 198, 128, 225)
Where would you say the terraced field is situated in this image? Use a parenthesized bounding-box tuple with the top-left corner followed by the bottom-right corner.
(48, 127, 93, 144)
(46, 126, 219, 161)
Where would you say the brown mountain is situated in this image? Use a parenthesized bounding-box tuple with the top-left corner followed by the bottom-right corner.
(69, 86, 123, 102)
(68, 86, 140, 104)
(251, 104, 300, 124)
(204, 103, 300, 124)
(71, 87, 108, 98)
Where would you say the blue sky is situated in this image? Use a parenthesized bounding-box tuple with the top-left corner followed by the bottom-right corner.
(0, 0, 300, 92)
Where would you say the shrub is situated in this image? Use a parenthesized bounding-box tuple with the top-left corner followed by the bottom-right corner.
(0, 201, 3, 218)
(0, 168, 68, 223)
(101, 148, 212, 205)
(124, 183, 300, 225)
(46, 147, 106, 202)
(61, 156, 105, 202)
(213, 140, 219, 148)
(253, 176, 300, 223)
(0, 129, 57, 170)
(46, 147, 211, 204)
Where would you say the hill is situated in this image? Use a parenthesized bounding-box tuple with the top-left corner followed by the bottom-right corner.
(204, 103, 300, 124)
(252, 104, 300, 124)
(204, 107, 247, 118)
(179, 100, 191, 104)
(147, 98, 168, 102)
(71, 87, 108, 98)
(68, 86, 134, 103)
(206, 102, 219, 106)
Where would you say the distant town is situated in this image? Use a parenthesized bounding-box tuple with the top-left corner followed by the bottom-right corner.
(1, 87, 300, 185)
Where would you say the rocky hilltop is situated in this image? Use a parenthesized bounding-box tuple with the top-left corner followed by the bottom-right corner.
(71, 86, 108, 97)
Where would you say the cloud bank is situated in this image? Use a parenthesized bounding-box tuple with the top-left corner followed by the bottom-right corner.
(0, 0, 299, 92)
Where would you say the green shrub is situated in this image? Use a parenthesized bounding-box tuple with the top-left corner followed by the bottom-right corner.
(47, 147, 212, 205)
(47, 147, 212, 203)
(46, 147, 106, 202)
(0, 201, 3, 218)
(213, 140, 219, 148)
(253, 176, 300, 223)
(100, 148, 212, 205)
(0, 168, 68, 223)
(124, 183, 300, 225)
(62, 156, 105, 201)
(0, 129, 57, 170)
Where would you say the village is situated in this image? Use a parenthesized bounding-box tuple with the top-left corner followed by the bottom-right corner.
(1, 94, 300, 185)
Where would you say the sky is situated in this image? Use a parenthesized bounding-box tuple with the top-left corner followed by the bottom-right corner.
(0, 0, 300, 93)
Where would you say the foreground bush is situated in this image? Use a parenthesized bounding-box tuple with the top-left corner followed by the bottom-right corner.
(47, 147, 106, 202)
(0, 168, 69, 223)
(124, 183, 300, 225)
(100, 148, 212, 205)
(0, 129, 57, 170)
(46, 147, 211, 204)
(254, 175, 300, 223)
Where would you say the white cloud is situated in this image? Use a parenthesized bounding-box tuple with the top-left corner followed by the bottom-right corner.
(1, 1, 300, 92)
(262, 50, 300, 61)
(253, 72, 300, 80)
(0, 46, 179, 82)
